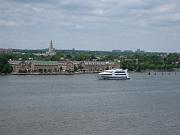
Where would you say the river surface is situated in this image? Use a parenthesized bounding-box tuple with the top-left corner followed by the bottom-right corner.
(0, 72, 180, 135)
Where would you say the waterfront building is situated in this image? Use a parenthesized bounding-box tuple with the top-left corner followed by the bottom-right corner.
(58, 60, 74, 72)
(72, 61, 82, 71)
(9, 60, 31, 73)
(9, 60, 75, 73)
(9, 60, 120, 74)
(80, 61, 120, 72)
(30, 61, 59, 73)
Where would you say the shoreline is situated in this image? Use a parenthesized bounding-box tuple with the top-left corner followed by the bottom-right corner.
(8, 71, 99, 75)
(0, 70, 179, 76)
(10, 72, 75, 75)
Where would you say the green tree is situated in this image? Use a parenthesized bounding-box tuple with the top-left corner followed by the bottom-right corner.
(121, 60, 135, 71)
(73, 53, 90, 61)
(2, 64, 12, 73)
(51, 52, 64, 61)
(0, 54, 12, 73)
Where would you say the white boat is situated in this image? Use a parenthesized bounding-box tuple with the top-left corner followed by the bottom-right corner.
(98, 69, 130, 80)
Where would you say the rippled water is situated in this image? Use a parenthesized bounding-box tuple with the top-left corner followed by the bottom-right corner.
(0, 72, 180, 135)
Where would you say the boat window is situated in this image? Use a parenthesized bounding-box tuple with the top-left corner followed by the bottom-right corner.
(115, 71, 125, 73)
(115, 74, 126, 75)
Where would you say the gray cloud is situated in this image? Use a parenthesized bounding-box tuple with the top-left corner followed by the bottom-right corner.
(0, 0, 180, 52)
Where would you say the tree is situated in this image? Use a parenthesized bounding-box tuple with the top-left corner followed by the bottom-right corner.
(2, 64, 12, 73)
(65, 54, 72, 59)
(73, 53, 89, 61)
(90, 54, 96, 60)
(51, 52, 64, 61)
(0, 54, 12, 73)
(121, 60, 135, 71)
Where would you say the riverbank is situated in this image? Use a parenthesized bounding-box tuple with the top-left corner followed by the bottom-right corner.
(10, 71, 99, 75)
(1, 70, 179, 76)
(10, 72, 75, 75)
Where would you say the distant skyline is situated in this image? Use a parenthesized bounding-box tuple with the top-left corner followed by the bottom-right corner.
(0, 0, 180, 52)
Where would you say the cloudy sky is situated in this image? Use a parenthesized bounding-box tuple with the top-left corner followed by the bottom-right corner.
(0, 0, 180, 52)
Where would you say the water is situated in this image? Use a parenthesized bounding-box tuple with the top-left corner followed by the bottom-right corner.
(0, 73, 180, 135)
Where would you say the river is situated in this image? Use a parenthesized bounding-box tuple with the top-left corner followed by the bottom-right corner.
(0, 72, 180, 135)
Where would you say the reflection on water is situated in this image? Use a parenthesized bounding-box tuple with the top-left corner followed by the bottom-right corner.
(0, 73, 180, 135)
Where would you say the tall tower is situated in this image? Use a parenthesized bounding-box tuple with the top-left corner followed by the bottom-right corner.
(47, 40, 56, 55)
(49, 40, 53, 53)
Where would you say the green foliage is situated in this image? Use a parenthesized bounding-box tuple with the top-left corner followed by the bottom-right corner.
(0, 54, 12, 73)
(0, 51, 180, 73)
(119, 53, 180, 71)
(65, 54, 72, 59)
(98, 55, 116, 61)
(121, 60, 135, 71)
(89, 54, 96, 60)
(2, 64, 12, 73)
(51, 52, 64, 61)
(73, 53, 90, 61)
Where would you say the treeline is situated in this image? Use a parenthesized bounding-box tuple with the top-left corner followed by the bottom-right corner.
(0, 51, 180, 73)
(120, 53, 180, 71)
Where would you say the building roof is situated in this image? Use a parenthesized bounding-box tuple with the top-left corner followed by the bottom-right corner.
(9, 60, 30, 65)
(9, 60, 21, 65)
(72, 61, 82, 65)
(9, 60, 118, 66)
(30, 60, 58, 65)
(83, 61, 116, 65)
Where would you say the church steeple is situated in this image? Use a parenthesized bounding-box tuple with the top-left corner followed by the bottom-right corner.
(47, 40, 56, 55)
(49, 40, 53, 52)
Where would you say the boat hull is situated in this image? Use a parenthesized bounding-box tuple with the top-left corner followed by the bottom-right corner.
(98, 75, 130, 80)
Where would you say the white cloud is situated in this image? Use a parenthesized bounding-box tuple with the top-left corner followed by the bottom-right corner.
(0, 20, 18, 27)
(32, 7, 45, 13)
(0, 0, 180, 51)
(154, 4, 174, 13)
(173, 13, 180, 21)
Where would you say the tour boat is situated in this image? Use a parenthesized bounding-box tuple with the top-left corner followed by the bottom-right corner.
(98, 69, 130, 80)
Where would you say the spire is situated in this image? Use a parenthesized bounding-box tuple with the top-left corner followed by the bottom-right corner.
(49, 40, 54, 53)
(47, 40, 56, 55)
(50, 40, 53, 46)
(50, 40, 53, 50)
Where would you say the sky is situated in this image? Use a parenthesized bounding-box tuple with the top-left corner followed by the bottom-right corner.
(0, 0, 180, 52)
